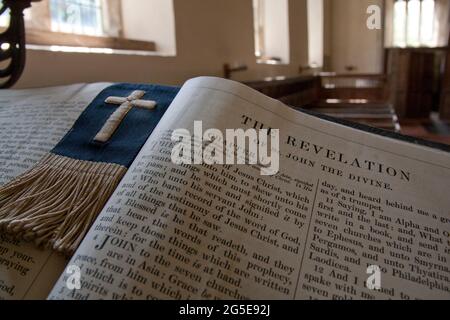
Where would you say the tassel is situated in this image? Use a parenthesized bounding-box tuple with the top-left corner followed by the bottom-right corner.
(0, 153, 127, 255)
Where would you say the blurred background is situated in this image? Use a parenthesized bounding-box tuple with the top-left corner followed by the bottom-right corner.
(1, 0, 450, 143)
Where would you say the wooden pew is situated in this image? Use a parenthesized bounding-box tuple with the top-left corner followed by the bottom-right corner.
(300, 101, 400, 132)
(245, 74, 400, 132)
(319, 73, 389, 101)
(316, 73, 399, 132)
(244, 76, 321, 107)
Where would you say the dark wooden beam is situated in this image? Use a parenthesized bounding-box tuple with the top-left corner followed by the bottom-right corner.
(439, 33, 450, 120)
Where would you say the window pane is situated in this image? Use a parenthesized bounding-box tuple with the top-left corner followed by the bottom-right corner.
(393, 0, 407, 47)
(406, 0, 421, 47)
(50, 0, 103, 36)
(0, 8, 10, 27)
(420, 0, 435, 46)
(253, 0, 290, 64)
(307, 0, 324, 68)
(253, 0, 265, 57)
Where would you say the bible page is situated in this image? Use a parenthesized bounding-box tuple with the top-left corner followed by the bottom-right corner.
(49, 77, 450, 300)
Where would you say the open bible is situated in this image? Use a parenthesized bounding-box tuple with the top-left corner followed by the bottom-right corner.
(0, 77, 449, 300)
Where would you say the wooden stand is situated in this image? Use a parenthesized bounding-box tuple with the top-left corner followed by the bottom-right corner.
(0, 0, 41, 88)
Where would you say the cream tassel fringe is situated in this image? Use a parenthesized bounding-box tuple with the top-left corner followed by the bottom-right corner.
(0, 153, 127, 255)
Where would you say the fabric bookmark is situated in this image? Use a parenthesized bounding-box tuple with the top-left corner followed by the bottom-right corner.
(0, 83, 179, 255)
